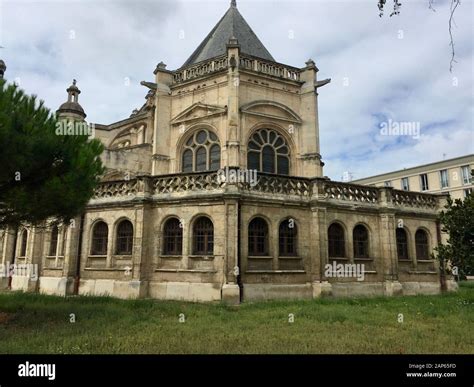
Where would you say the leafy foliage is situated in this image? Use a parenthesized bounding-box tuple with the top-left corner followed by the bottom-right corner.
(0, 79, 104, 227)
(435, 193, 474, 279)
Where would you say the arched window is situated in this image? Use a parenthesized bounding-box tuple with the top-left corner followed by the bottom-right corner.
(328, 223, 345, 258)
(247, 129, 290, 175)
(19, 229, 28, 257)
(248, 218, 269, 256)
(193, 217, 214, 255)
(91, 221, 108, 255)
(396, 228, 409, 260)
(279, 219, 297, 256)
(163, 218, 183, 255)
(353, 225, 369, 258)
(181, 129, 220, 172)
(49, 226, 59, 256)
(415, 229, 429, 260)
(116, 220, 133, 255)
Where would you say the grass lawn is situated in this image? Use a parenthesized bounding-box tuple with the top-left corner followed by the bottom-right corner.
(0, 282, 472, 354)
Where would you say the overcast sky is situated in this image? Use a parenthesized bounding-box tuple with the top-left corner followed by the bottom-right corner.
(1, 0, 472, 180)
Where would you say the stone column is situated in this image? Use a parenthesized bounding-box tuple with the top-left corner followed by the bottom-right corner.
(152, 62, 173, 175)
(379, 188, 402, 296)
(222, 194, 240, 304)
(299, 60, 324, 178)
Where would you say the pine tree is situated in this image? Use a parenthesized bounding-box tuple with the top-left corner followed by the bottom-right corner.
(0, 79, 104, 227)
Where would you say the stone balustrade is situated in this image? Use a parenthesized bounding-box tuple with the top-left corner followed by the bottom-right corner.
(172, 54, 301, 84)
(173, 55, 228, 83)
(239, 54, 301, 82)
(319, 180, 379, 203)
(391, 189, 438, 209)
(92, 171, 441, 211)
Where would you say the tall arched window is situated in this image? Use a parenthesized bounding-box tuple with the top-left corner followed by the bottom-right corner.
(353, 225, 369, 258)
(163, 218, 183, 255)
(193, 217, 214, 255)
(247, 129, 290, 175)
(396, 228, 409, 260)
(248, 218, 269, 256)
(415, 229, 429, 260)
(116, 220, 133, 255)
(279, 219, 297, 256)
(91, 221, 108, 255)
(328, 223, 345, 258)
(181, 129, 220, 172)
(19, 229, 28, 257)
(49, 226, 59, 256)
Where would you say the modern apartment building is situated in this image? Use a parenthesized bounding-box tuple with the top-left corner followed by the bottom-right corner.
(353, 154, 474, 200)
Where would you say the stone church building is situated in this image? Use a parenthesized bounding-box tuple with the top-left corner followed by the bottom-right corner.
(0, 1, 455, 303)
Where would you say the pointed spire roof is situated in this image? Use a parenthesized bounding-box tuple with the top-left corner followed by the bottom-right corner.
(182, 0, 274, 67)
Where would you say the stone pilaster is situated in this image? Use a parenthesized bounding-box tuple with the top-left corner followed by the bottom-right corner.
(226, 38, 241, 168)
(299, 59, 323, 178)
(152, 62, 173, 175)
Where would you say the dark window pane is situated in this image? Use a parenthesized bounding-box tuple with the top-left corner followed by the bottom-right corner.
(196, 147, 207, 171)
(182, 149, 193, 172)
(415, 230, 429, 260)
(396, 228, 409, 260)
(249, 218, 269, 256)
(277, 146, 289, 155)
(248, 151, 260, 171)
(259, 129, 268, 143)
(20, 230, 28, 257)
(210, 144, 220, 170)
(196, 130, 207, 144)
(262, 145, 275, 173)
(91, 222, 108, 255)
(252, 134, 263, 145)
(277, 156, 289, 175)
(193, 217, 214, 255)
(269, 131, 276, 144)
(353, 225, 369, 258)
(163, 218, 183, 255)
(274, 137, 283, 147)
(209, 132, 218, 141)
(279, 220, 297, 256)
(328, 223, 345, 258)
(248, 141, 260, 150)
(49, 226, 59, 256)
(116, 220, 133, 255)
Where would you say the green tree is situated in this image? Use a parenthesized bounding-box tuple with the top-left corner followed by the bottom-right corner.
(0, 79, 104, 228)
(435, 193, 474, 281)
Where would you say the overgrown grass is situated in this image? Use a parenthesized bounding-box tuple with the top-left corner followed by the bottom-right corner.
(0, 282, 472, 354)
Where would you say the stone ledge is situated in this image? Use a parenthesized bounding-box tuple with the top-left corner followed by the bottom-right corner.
(245, 270, 306, 274)
(155, 269, 217, 273)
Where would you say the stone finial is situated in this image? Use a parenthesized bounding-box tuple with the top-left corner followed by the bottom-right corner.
(66, 79, 81, 102)
(228, 36, 239, 46)
(154, 61, 169, 75)
(231, 0, 237, 8)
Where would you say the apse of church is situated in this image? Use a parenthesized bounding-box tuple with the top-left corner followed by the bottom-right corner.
(0, 1, 457, 302)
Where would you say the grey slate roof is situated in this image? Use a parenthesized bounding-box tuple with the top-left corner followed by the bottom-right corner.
(182, 3, 275, 67)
